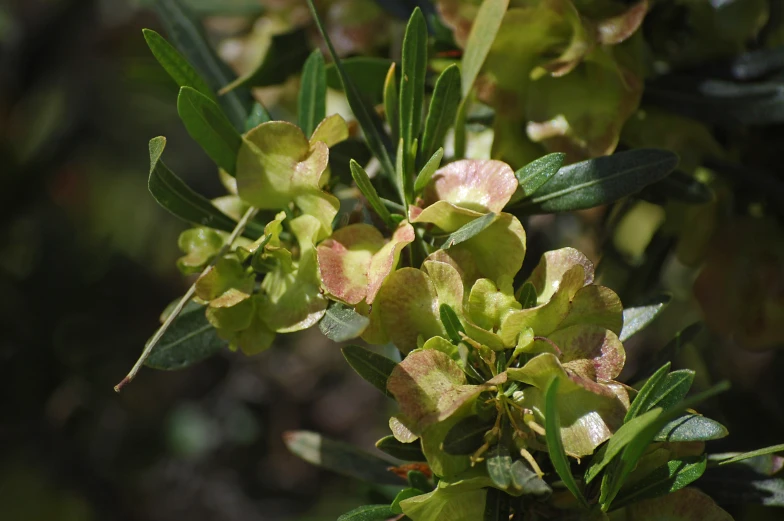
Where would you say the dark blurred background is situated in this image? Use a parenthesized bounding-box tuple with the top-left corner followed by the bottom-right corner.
(3, 1, 784, 520)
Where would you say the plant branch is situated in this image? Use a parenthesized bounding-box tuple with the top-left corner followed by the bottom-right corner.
(114, 205, 259, 392)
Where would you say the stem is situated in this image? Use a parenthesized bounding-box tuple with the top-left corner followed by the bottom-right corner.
(114, 206, 259, 392)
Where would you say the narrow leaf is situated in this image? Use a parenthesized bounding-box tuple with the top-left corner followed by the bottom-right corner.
(284, 430, 402, 485)
(154, 0, 251, 129)
(645, 370, 695, 412)
(384, 63, 399, 142)
(422, 65, 461, 160)
(487, 444, 513, 489)
(545, 378, 589, 509)
(375, 436, 426, 461)
(408, 470, 433, 492)
(441, 212, 497, 249)
(516, 282, 537, 309)
(143, 29, 215, 101)
(654, 414, 729, 442)
(453, 96, 470, 159)
(461, 0, 509, 97)
(147, 136, 262, 238)
(245, 102, 271, 131)
(337, 505, 395, 521)
(177, 86, 242, 175)
(220, 28, 311, 93)
(305, 0, 395, 180)
(510, 460, 552, 496)
(319, 303, 370, 342)
(613, 455, 707, 508)
(349, 160, 396, 227)
(342, 344, 398, 397)
(518, 149, 679, 214)
(399, 7, 428, 177)
(439, 303, 465, 345)
(298, 50, 327, 137)
(414, 148, 443, 194)
(718, 444, 784, 466)
(514, 152, 565, 200)
(326, 57, 393, 105)
(619, 295, 672, 342)
(392, 488, 423, 514)
(442, 415, 494, 455)
(624, 362, 671, 423)
(145, 302, 226, 369)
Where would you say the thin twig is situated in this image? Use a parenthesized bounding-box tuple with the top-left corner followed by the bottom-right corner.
(114, 206, 259, 392)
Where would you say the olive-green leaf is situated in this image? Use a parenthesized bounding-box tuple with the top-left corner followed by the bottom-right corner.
(305, 0, 395, 181)
(350, 160, 395, 228)
(177, 86, 242, 175)
(545, 378, 589, 509)
(284, 430, 403, 486)
(516, 282, 537, 309)
(153, 0, 251, 130)
(220, 28, 311, 93)
(518, 149, 679, 214)
(422, 65, 461, 160)
(337, 505, 396, 521)
(487, 444, 513, 489)
(392, 488, 424, 514)
(718, 444, 784, 466)
(326, 57, 393, 106)
(143, 28, 215, 102)
(624, 363, 671, 423)
(399, 7, 428, 176)
(439, 303, 465, 345)
(510, 460, 551, 496)
(612, 455, 707, 508)
(414, 148, 444, 194)
(441, 212, 497, 249)
(513, 152, 565, 200)
(442, 415, 494, 455)
(384, 63, 399, 143)
(245, 102, 271, 131)
(619, 295, 672, 342)
(645, 370, 695, 413)
(298, 50, 327, 137)
(408, 470, 433, 492)
(375, 435, 426, 461)
(461, 0, 509, 97)
(654, 414, 729, 442)
(318, 303, 370, 343)
(145, 301, 226, 370)
(342, 344, 398, 397)
(147, 136, 263, 238)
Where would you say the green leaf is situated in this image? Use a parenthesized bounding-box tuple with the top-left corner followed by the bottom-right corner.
(153, 0, 251, 130)
(516, 282, 537, 309)
(375, 436, 426, 461)
(453, 96, 469, 159)
(645, 370, 695, 413)
(483, 487, 510, 521)
(392, 488, 424, 514)
(143, 28, 215, 101)
(439, 303, 465, 345)
(318, 302, 370, 342)
(441, 212, 497, 249)
(337, 505, 396, 521)
(422, 65, 461, 160)
(461, 0, 509, 97)
(145, 301, 225, 369)
(414, 148, 444, 194)
(624, 363, 671, 423)
(510, 460, 551, 496)
(384, 63, 399, 143)
(284, 430, 403, 485)
(408, 470, 433, 492)
(613, 456, 707, 508)
(399, 7, 428, 180)
(349, 160, 395, 227)
(147, 136, 262, 238)
(305, 0, 395, 180)
(177, 87, 242, 175)
(181, 0, 264, 15)
(718, 444, 784, 466)
(654, 414, 729, 442)
(341, 344, 398, 397)
(326, 57, 393, 106)
(220, 28, 310, 93)
(245, 102, 271, 131)
(442, 415, 494, 455)
(518, 149, 679, 214)
(513, 152, 565, 200)
(544, 378, 589, 509)
(619, 295, 672, 342)
(298, 50, 327, 137)
(487, 444, 513, 489)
